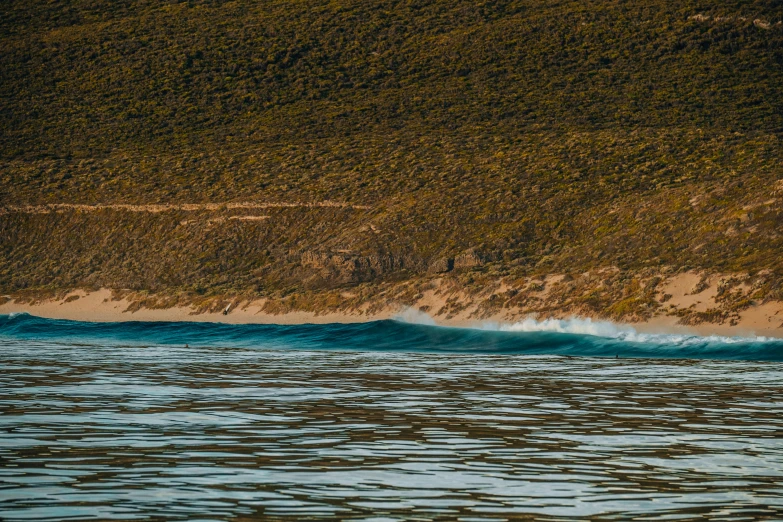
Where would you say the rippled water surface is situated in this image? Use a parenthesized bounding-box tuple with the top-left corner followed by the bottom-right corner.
(1, 319, 783, 520)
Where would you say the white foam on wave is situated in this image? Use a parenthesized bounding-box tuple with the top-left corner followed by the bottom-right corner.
(394, 309, 774, 345)
(499, 317, 630, 337)
(492, 316, 772, 345)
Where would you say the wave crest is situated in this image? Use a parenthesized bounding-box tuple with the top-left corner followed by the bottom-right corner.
(393, 310, 774, 345)
(495, 316, 771, 345)
(499, 317, 629, 337)
(3, 313, 782, 361)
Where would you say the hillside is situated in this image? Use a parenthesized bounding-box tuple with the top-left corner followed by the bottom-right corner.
(2, 0, 783, 325)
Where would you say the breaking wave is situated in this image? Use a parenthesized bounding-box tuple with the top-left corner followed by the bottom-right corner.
(491, 316, 772, 345)
(1, 313, 782, 361)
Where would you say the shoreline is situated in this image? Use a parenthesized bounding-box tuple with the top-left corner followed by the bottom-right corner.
(2, 288, 783, 339)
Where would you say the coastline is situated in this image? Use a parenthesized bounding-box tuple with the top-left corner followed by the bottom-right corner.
(2, 286, 782, 339)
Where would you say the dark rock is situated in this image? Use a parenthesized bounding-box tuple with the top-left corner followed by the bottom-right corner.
(428, 257, 454, 274)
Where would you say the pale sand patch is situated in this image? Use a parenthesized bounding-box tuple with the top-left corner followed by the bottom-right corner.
(228, 215, 270, 221)
(659, 271, 702, 300)
(659, 272, 721, 312)
(633, 311, 782, 339)
(180, 216, 270, 225)
(0, 290, 384, 325)
(410, 288, 447, 315)
(736, 301, 783, 331)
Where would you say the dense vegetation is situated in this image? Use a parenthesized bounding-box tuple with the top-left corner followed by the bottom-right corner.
(2, 0, 783, 318)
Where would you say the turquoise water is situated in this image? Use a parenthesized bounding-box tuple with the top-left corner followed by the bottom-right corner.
(1, 314, 783, 520)
(2, 313, 783, 360)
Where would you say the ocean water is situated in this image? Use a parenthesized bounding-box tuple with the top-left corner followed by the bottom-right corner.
(1, 313, 782, 521)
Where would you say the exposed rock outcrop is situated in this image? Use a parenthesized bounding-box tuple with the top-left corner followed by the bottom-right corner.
(300, 251, 421, 285)
(454, 249, 483, 269)
(428, 257, 454, 274)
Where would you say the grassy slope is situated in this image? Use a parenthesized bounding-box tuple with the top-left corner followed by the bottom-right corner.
(2, 0, 783, 316)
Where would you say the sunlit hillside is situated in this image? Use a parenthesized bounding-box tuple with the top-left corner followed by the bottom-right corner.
(2, 0, 783, 320)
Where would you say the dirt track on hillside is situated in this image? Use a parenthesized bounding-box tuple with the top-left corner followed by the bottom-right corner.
(0, 201, 372, 215)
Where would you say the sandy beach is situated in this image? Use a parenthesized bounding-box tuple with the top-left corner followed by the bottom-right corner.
(3, 276, 783, 339)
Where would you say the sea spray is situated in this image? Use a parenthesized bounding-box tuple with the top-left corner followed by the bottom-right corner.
(497, 316, 633, 338)
(393, 306, 437, 326)
(494, 316, 772, 346)
(396, 311, 774, 346)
